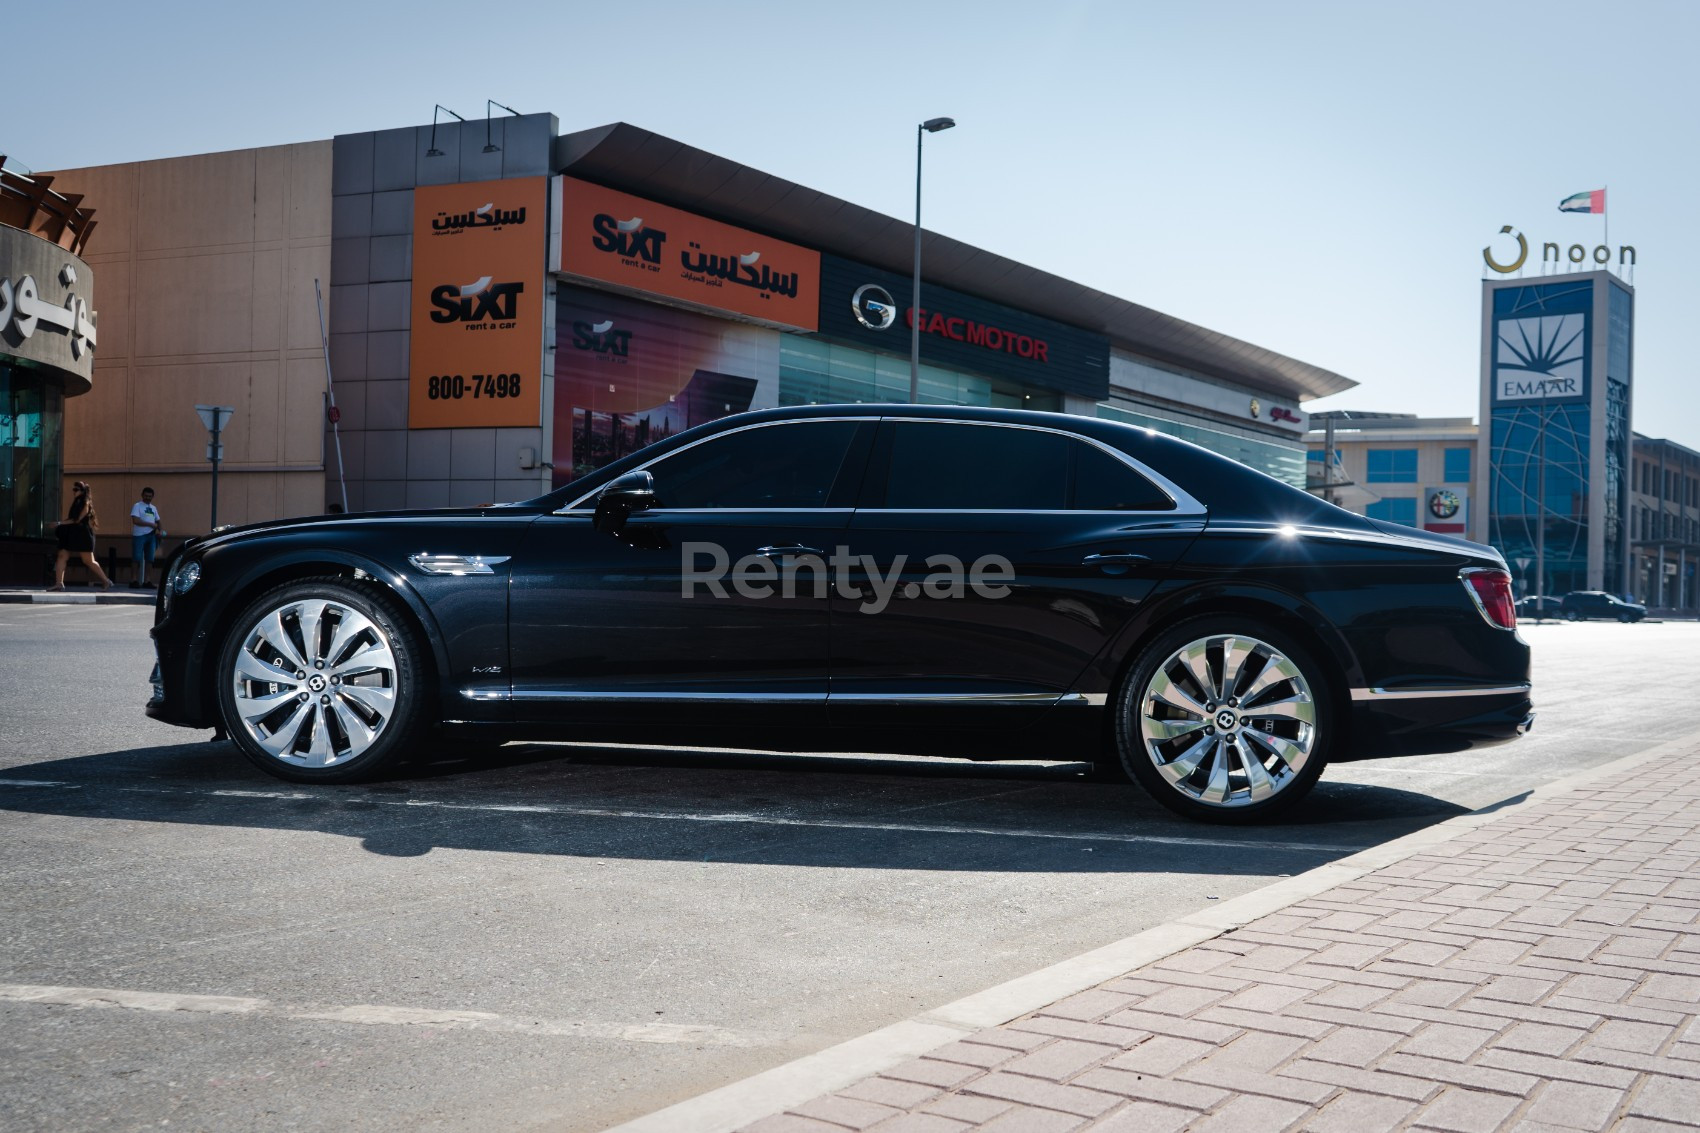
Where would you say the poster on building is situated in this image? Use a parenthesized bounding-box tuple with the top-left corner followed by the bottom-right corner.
(1490, 280, 1591, 406)
(551, 177, 820, 333)
(408, 177, 547, 429)
(552, 285, 778, 487)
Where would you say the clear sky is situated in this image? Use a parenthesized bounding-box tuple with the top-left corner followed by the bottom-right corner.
(11, 0, 1696, 441)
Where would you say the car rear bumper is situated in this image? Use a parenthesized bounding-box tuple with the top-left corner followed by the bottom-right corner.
(1341, 686, 1534, 759)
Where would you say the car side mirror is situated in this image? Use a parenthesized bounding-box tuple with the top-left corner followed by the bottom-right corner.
(593, 470, 655, 533)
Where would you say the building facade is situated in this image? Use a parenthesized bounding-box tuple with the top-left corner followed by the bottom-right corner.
(1, 163, 97, 584)
(1478, 271, 1633, 597)
(1631, 433, 1699, 610)
(1305, 413, 1478, 535)
(41, 117, 1356, 541)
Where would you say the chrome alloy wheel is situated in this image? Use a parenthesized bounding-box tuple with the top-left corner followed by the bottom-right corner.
(1137, 633, 1317, 809)
(229, 598, 399, 768)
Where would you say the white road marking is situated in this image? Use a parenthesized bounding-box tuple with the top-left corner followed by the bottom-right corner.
(0, 779, 1349, 853)
(0, 983, 764, 1045)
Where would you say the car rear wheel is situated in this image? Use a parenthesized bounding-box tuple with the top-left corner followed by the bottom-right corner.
(1564, 610, 1581, 621)
(1114, 618, 1333, 824)
(217, 578, 429, 783)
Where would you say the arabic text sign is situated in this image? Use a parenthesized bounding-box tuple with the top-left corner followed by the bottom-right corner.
(553, 177, 820, 333)
(409, 177, 547, 430)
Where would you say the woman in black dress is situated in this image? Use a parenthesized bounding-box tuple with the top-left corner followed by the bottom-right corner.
(50, 481, 113, 591)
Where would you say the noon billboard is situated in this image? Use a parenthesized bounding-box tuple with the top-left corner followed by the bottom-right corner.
(408, 177, 547, 429)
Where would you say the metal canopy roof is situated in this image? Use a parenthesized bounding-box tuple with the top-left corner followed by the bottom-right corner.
(552, 123, 1356, 402)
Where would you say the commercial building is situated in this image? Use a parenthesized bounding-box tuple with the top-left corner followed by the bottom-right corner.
(1306, 412, 1477, 535)
(1631, 433, 1699, 609)
(33, 115, 1355, 566)
(1, 162, 97, 584)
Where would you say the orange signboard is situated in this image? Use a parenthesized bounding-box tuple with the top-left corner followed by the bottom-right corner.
(408, 177, 547, 429)
(552, 176, 820, 332)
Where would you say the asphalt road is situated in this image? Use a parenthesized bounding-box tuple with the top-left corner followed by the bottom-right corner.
(1, 606, 1693, 1132)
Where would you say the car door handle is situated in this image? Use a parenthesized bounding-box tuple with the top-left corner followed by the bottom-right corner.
(756, 545, 825, 558)
(1082, 552, 1150, 567)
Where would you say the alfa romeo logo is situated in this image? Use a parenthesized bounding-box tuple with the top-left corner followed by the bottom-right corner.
(1429, 490, 1461, 519)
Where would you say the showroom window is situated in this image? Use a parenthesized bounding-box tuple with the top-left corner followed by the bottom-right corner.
(1366, 449, 1418, 483)
(1366, 497, 1418, 527)
(1444, 447, 1472, 483)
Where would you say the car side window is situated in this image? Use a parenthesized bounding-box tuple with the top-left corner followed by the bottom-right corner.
(645, 421, 860, 510)
(1071, 442, 1175, 511)
(883, 422, 1068, 510)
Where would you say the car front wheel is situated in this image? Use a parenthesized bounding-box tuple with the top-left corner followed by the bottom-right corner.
(217, 578, 429, 783)
(1114, 618, 1333, 824)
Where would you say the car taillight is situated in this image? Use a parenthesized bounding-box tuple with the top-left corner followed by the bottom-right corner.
(1463, 568, 1517, 629)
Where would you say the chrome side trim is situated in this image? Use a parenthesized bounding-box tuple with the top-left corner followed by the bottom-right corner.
(560, 414, 1206, 517)
(459, 689, 1100, 706)
(409, 553, 510, 576)
(1349, 683, 1531, 702)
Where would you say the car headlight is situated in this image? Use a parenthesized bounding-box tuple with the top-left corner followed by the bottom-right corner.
(171, 560, 202, 596)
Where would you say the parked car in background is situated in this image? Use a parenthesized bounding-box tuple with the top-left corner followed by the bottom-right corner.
(146, 405, 1534, 824)
(1515, 595, 1563, 619)
(1559, 591, 1646, 622)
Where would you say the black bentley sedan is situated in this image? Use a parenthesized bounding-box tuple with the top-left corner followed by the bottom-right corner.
(147, 405, 1532, 822)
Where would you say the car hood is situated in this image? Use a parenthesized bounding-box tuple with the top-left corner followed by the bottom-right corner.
(181, 505, 540, 556)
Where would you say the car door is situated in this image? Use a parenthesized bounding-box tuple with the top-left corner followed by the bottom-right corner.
(827, 418, 1206, 731)
(507, 417, 874, 727)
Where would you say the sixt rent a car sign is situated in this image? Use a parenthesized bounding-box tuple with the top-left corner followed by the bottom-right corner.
(816, 255, 1109, 399)
(409, 177, 547, 429)
(550, 177, 820, 333)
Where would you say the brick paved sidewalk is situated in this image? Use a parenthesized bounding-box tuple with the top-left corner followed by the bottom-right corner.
(742, 767, 1700, 1133)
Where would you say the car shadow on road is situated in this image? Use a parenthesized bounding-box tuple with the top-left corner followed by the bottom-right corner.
(0, 739, 1474, 874)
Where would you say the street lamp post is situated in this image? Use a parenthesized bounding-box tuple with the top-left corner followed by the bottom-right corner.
(910, 117, 955, 403)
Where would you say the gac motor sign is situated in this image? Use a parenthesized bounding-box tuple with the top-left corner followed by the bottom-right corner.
(552, 177, 820, 333)
(818, 255, 1109, 400)
(409, 178, 547, 430)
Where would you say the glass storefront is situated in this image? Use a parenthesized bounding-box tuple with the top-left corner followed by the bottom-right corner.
(1, 360, 64, 540)
(777, 336, 1034, 409)
(1094, 402, 1307, 487)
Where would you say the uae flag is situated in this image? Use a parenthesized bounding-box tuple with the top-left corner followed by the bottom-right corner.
(1559, 189, 1606, 214)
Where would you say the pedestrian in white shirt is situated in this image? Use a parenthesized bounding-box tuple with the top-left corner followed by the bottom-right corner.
(129, 487, 164, 588)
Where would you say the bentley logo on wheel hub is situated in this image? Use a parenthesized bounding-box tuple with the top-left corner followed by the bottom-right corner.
(1215, 709, 1237, 730)
(307, 674, 328, 693)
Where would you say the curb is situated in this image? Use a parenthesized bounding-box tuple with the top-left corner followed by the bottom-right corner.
(601, 730, 1700, 1133)
(0, 591, 153, 605)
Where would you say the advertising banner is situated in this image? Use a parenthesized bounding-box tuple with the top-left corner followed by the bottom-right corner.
(552, 177, 819, 333)
(1490, 280, 1591, 406)
(408, 177, 547, 429)
(552, 285, 778, 487)
(816, 255, 1109, 399)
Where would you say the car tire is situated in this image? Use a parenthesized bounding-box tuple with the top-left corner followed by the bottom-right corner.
(1113, 617, 1334, 824)
(216, 577, 430, 783)
(1619, 612, 1633, 623)
(1564, 610, 1580, 622)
